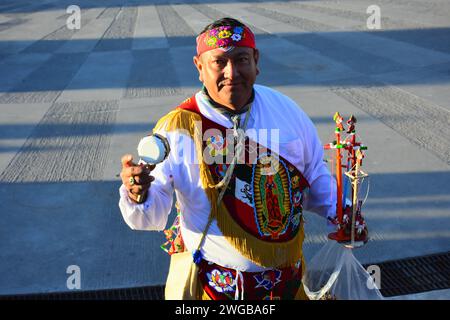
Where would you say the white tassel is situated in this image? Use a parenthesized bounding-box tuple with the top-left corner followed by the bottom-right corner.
(234, 269, 245, 300)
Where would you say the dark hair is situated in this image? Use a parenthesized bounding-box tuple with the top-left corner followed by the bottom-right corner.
(199, 17, 247, 36)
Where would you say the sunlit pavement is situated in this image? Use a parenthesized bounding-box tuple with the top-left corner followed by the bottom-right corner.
(0, 0, 449, 298)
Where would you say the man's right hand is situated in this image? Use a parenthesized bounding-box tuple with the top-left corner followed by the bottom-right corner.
(120, 154, 155, 204)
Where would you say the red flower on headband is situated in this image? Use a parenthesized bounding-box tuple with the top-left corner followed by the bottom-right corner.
(217, 38, 231, 47)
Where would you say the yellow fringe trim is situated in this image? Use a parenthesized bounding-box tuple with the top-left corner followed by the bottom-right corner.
(154, 108, 304, 268)
(200, 288, 212, 300)
(154, 108, 220, 227)
(215, 200, 304, 267)
(294, 255, 309, 300)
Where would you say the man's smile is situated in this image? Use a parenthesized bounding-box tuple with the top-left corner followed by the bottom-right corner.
(219, 81, 243, 88)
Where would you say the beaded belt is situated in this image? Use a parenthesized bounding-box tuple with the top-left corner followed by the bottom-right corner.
(197, 259, 303, 300)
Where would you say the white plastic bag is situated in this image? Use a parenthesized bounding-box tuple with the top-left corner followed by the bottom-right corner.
(303, 240, 384, 300)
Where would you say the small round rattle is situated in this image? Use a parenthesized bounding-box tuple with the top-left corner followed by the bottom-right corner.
(137, 133, 170, 165)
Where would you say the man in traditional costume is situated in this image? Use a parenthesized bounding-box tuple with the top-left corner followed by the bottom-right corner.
(119, 18, 338, 300)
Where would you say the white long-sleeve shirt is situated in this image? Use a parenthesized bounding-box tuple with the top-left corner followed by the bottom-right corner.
(119, 84, 336, 272)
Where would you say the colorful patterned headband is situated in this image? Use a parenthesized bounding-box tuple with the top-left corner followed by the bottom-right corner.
(196, 25, 256, 56)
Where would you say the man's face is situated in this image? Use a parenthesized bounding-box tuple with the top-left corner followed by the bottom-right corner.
(193, 46, 259, 111)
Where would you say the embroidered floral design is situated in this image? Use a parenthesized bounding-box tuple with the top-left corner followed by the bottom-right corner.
(231, 33, 242, 41)
(160, 211, 185, 255)
(205, 26, 246, 48)
(291, 211, 301, 228)
(207, 269, 236, 293)
(217, 38, 231, 47)
(209, 29, 219, 37)
(207, 36, 217, 47)
(291, 190, 303, 227)
(215, 164, 229, 178)
(293, 190, 302, 205)
(233, 26, 243, 34)
(291, 175, 300, 189)
(206, 134, 228, 157)
(254, 270, 282, 290)
(218, 29, 232, 39)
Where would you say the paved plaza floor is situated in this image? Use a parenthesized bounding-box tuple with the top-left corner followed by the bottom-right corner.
(0, 0, 449, 298)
